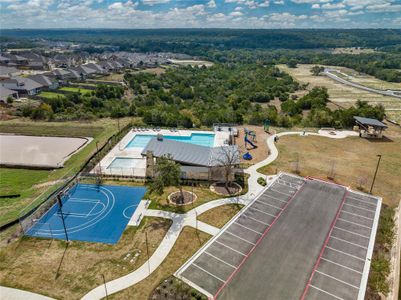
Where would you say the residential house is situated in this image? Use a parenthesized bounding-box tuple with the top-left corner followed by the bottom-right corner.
(0, 86, 19, 102)
(1, 76, 43, 96)
(0, 66, 21, 79)
(28, 74, 59, 90)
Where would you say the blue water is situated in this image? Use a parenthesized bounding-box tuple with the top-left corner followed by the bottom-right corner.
(125, 133, 215, 148)
(107, 157, 140, 169)
(26, 184, 147, 244)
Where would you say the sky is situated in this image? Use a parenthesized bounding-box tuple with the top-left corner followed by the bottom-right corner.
(1, 0, 401, 29)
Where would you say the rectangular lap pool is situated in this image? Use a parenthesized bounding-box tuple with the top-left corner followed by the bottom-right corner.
(125, 133, 215, 148)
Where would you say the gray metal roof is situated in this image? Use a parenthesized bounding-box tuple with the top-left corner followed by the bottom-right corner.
(141, 138, 239, 167)
(28, 74, 55, 87)
(354, 116, 388, 128)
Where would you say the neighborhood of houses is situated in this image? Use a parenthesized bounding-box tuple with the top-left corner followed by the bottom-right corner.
(0, 49, 191, 102)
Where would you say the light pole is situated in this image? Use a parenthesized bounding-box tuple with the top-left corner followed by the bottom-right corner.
(101, 274, 108, 300)
(370, 154, 382, 194)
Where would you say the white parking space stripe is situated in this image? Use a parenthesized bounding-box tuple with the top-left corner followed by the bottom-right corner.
(225, 231, 256, 245)
(215, 241, 247, 256)
(271, 188, 292, 196)
(256, 200, 283, 210)
(331, 236, 367, 249)
(343, 202, 375, 213)
(310, 284, 345, 300)
(326, 246, 365, 261)
(320, 257, 362, 274)
(262, 194, 288, 203)
(192, 263, 225, 283)
(234, 222, 262, 235)
(243, 214, 270, 226)
(338, 218, 372, 229)
(316, 270, 360, 289)
(249, 206, 276, 217)
(204, 251, 237, 269)
(341, 210, 373, 221)
(334, 226, 370, 239)
(347, 196, 377, 207)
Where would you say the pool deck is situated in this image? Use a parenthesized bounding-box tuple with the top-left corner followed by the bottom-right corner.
(93, 129, 230, 177)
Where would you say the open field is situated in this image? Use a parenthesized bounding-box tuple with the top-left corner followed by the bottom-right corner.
(0, 118, 131, 226)
(0, 217, 171, 299)
(258, 124, 401, 207)
(59, 87, 92, 95)
(331, 47, 377, 55)
(38, 91, 66, 100)
(110, 227, 210, 300)
(198, 204, 243, 228)
(279, 64, 401, 122)
(169, 59, 213, 67)
(131, 67, 166, 75)
(329, 67, 401, 91)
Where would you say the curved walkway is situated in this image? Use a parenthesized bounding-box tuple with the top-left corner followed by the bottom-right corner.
(1, 129, 357, 300)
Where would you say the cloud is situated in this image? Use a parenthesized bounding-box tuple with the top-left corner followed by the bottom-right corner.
(141, 0, 169, 5)
(207, 0, 216, 8)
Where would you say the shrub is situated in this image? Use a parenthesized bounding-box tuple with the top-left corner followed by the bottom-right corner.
(257, 177, 267, 186)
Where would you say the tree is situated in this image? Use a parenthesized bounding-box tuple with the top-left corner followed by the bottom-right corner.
(286, 59, 298, 68)
(6, 96, 14, 104)
(151, 155, 184, 203)
(211, 146, 240, 190)
(311, 65, 325, 76)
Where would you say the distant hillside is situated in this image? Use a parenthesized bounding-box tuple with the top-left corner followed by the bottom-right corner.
(1, 28, 401, 51)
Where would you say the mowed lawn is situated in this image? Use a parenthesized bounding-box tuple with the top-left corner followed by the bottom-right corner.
(0, 217, 171, 300)
(258, 125, 401, 207)
(0, 118, 131, 226)
(38, 91, 66, 100)
(59, 87, 92, 95)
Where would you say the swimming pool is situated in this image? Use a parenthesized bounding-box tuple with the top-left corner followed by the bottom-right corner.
(107, 157, 141, 169)
(125, 133, 215, 148)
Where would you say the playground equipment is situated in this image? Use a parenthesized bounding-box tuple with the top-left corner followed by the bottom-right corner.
(244, 128, 257, 149)
(243, 152, 253, 160)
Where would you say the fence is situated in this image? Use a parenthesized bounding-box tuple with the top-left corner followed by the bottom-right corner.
(0, 121, 133, 234)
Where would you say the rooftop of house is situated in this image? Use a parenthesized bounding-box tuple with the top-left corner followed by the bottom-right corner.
(28, 74, 55, 87)
(1, 76, 43, 91)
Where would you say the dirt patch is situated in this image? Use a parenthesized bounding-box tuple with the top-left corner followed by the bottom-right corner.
(210, 182, 242, 196)
(168, 190, 197, 206)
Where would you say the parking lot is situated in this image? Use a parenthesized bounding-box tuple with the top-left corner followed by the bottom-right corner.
(175, 173, 381, 300)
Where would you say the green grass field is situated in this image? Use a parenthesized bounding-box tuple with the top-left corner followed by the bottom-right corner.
(0, 118, 131, 226)
(38, 91, 66, 100)
(59, 87, 93, 96)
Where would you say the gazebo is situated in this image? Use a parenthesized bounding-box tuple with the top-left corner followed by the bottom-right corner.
(354, 116, 388, 139)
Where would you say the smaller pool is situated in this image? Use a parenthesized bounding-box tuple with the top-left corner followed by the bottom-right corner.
(107, 157, 140, 169)
(125, 133, 215, 148)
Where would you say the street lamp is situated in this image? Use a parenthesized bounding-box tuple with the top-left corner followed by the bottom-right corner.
(370, 154, 382, 194)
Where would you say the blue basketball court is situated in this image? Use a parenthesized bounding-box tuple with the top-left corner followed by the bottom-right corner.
(26, 183, 147, 244)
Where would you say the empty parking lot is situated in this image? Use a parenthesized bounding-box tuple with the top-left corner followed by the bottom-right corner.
(175, 173, 381, 300)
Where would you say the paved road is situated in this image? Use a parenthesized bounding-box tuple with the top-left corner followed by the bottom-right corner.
(324, 69, 401, 99)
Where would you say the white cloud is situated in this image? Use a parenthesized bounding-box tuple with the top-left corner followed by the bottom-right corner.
(230, 11, 243, 16)
(141, 0, 169, 5)
(207, 0, 216, 8)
